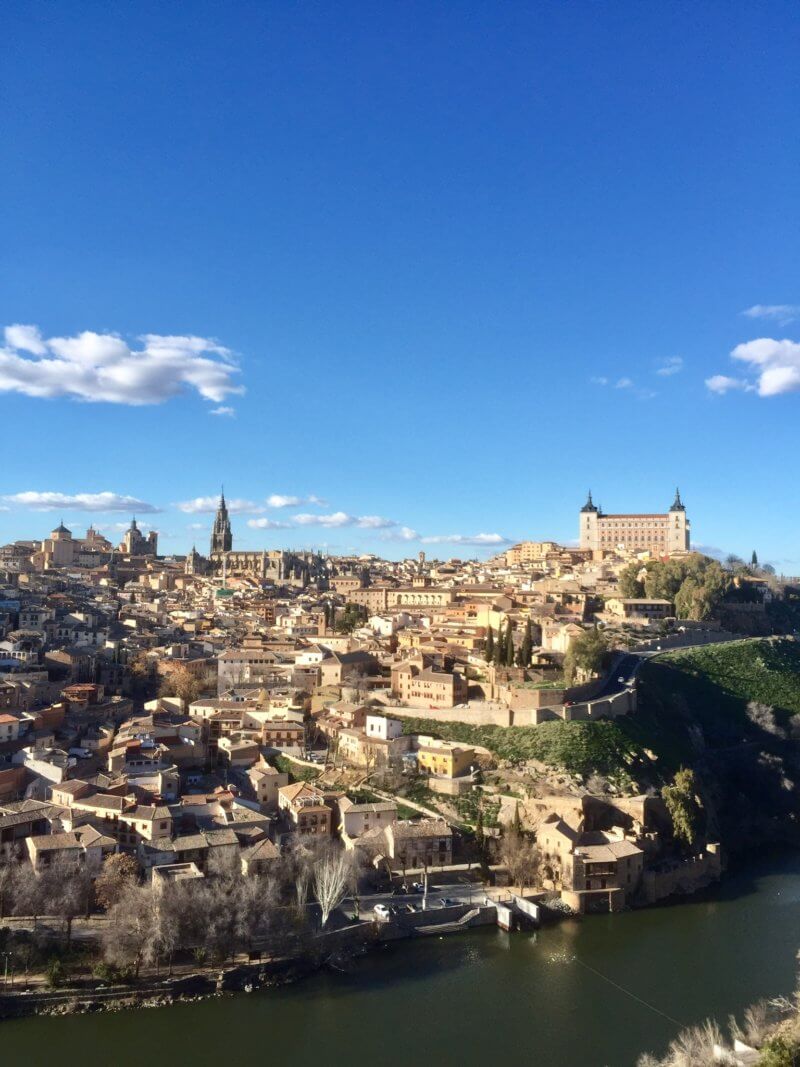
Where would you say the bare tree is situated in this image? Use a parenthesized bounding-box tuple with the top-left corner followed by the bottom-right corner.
(12, 863, 47, 925)
(95, 852, 139, 911)
(746, 701, 784, 738)
(0, 852, 20, 919)
(500, 828, 540, 894)
(312, 844, 353, 928)
(103, 884, 158, 978)
(42, 857, 92, 948)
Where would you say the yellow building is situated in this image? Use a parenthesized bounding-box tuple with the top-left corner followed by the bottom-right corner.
(416, 738, 475, 779)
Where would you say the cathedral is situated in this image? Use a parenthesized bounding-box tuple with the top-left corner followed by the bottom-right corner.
(185, 491, 327, 588)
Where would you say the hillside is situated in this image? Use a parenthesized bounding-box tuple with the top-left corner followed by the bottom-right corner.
(402, 638, 800, 785)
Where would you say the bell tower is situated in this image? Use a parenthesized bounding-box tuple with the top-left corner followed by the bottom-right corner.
(210, 489, 233, 555)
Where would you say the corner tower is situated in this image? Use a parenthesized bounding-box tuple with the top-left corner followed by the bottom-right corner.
(579, 491, 600, 550)
(667, 488, 690, 553)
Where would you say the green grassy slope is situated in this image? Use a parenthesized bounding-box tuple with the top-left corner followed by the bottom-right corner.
(401, 638, 800, 782)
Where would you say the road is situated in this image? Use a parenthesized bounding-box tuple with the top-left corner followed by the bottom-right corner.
(592, 652, 643, 698)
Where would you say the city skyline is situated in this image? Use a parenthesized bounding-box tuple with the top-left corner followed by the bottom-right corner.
(2, 4, 799, 564)
(0, 484, 765, 570)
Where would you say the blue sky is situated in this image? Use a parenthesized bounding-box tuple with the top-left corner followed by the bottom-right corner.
(1, 3, 799, 565)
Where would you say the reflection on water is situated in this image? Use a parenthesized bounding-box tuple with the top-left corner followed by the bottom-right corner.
(3, 851, 800, 1067)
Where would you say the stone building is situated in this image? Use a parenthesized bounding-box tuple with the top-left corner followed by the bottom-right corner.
(579, 489, 690, 555)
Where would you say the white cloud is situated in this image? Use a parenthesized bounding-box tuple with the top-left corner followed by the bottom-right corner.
(3, 491, 161, 513)
(209, 406, 235, 417)
(267, 494, 302, 508)
(742, 304, 800, 326)
(657, 356, 683, 376)
(187, 522, 205, 531)
(711, 337, 800, 397)
(4, 324, 47, 355)
(0, 325, 244, 406)
(356, 515, 396, 529)
(705, 374, 749, 395)
(419, 533, 511, 546)
(266, 493, 328, 508)
(615, 377, 634, 389)
(589, 376, 609, 386)
(380, 527, 420, 542)
(247, 518, 292, 530)
(294, 511, 354, 528)
(293, 512, 397, 529)
(175, 496, 264, 514)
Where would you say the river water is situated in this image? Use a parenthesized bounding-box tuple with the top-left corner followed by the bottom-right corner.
(3, 851, 800, 1067)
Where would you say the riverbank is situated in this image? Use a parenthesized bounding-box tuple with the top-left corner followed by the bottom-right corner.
(1, 851, 799, 1067)
(1, 849, 800, 1067)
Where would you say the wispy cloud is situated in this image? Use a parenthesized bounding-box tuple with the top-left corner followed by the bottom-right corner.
(420, 533, 512, 546)
(705, 374, 751, 395)
(592, 375, 655, 399)
(266, 494, 328, 509)
(209, 406, 235, 417)
(247, 517, 292, 529)
(3, 491, 161, 513)
(708, 337, 800, 397)
(380, 526, 420, 542)
(0, 324, 244, 406)
(656, 356, 683, 377)
(175, 496, 265, 514)
(742, 304, 800, 326)
(294, 512, 397, 529)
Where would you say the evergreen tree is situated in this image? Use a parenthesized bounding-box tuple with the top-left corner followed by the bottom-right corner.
(519, 617, 533, 669)
(492, 628, 503, 667)
(484, 625, 494, 664)
(511, 801, 521, 835)
(751, 550, 759, 568)
(504, 620, 515, 666)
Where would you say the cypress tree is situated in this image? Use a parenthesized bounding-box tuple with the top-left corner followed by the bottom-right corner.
(493, 628, 503, 666)
(751, 550, 759, 568)
(484, 625, 494, 664)
(519, 617, 533, 669)
(504, 620, 515, 666)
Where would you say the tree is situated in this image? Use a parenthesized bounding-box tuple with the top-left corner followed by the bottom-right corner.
(492, 627, 503, 667)
(564, 627, 607, 685)
(160, 665, 203, 709)
(661, 768, 701, 849)
(500, 827, 539, 893)
(102, 884, 159, 978)
(484, 625, 494, 664)
(95, 853, 139, 911)
(751, 550, 759, 568)
(0, 853, 20, 919)
(517, 618, 533, 669)
(504, 620, 515, 667)
(42, 857, 92, 948)
(312, 844, 353, 928)
(618, 563, 645, 599)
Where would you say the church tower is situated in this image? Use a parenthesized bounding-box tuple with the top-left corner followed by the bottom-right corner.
(210, 490, 233, 555)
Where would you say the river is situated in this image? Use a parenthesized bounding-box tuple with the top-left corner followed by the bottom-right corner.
(3, 851, 800, 1067)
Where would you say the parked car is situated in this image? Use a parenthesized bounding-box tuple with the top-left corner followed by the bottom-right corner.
(373, 904, 391, 920)
(438, 897, 458, 908)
